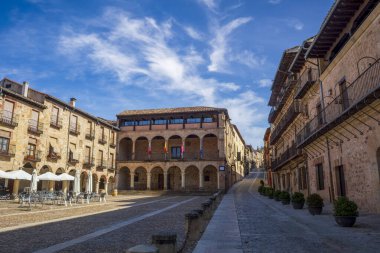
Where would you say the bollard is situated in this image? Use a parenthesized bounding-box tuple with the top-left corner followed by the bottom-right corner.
(208, 197, 215, 211)
(127, 244, 158, 253)
(185, 212, 200, 241)
(201, 201, 212, 220)
(151, 231, 177, 253)
(192, 209, 205, 233)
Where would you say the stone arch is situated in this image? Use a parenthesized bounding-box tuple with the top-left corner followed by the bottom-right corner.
(151, 166, 164, 190)
(68, 169, 76, 192)
(135, 137, 149, 161)
(80, 171, 88, 193)
(185, 134, 200, 159)
(167, 166, 181, 190)
(118, 167, 131, 190)
(92, 173, 98, 193)
(99, 175, 107, 192)
(119, 137, 133, 160)
(37, 165, 52, 191)
(185, 165, 199, 190)
(134, 167, 147, 190)
(151, 136, 165, 160)
(202, 134, 218, 159)
(108, 176, 115, 194)
(203, 165, 218, 191)
(168, 135, 182, 160)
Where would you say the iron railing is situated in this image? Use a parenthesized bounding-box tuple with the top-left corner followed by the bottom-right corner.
(24, 150, 42, 162)
(295, 68, 319, 99)
(271, 144, 302, 171)
(28, 120, 43, 135)
(98, 134, 107, 144)
(270, 102, 300, 145)
(85, 128, 95, 140)
(69, 123, 80, 135)
(0, 110, 18, 127)
(83, 156, 94, 167)
(50, 115, 62, 129)
(96, 159, 107, 170)
(297, 59, 380, 147)
(0, 144, 16, 157)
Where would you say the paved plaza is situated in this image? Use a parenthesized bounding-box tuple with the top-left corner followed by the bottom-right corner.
(194, 172, 380, 253)
(0, 194, 209, 253)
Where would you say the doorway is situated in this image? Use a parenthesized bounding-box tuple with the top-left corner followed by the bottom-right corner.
(335, 165, 346, 197)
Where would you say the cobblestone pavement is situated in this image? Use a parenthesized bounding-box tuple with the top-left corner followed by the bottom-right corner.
(234, 172, 380, 253)
(0, 194, 209, 253)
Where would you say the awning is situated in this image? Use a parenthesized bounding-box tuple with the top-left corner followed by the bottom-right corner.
(38, 172, 60, 181)
(57, 173, 75, 181)
(6, 169, 32, 180)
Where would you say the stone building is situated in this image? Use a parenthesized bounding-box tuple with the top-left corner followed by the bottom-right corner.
(115, 106, 246, 193)
(0, 78, 119, 196)
(244, 144, 254, 175)
(263, 127, 272, 186)
(267, 0, 380, 213)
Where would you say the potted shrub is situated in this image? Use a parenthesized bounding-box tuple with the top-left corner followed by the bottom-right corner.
(258, 185, 264, 195)
(334, 197, 358, 227)
(263, 187, 269, 196)
(267, 187, 274, 199)
(260, 180, 264, 186)
(274, 190, 281, 201)
(291, 192, 305, 209)
(280, 191, 290, 205)
(306, 193, 324, 215)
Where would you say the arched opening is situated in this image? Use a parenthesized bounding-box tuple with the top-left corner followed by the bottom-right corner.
(92, 174, 98, 193)
(202, 134, 218, 159)
(80, 172, 88, 193)
(135, 137, 149, 161)
(37, 165, 52, 191)
(134, 167, 147, 190)
(185, 166, 199, 191)
(55, 168, 64, 191)
(99, 176, 107, 192)
(108, 176, 114, 194)
(68, 169, 76, 191)
(151, 167, 164, 190)
(168, 135, 182, 160)
(203, 165, 218, 191)
(151, 136, 165, 160)
(117, 167, 131, 190)
(119, 137, 133, 160)
(185, 135, 200, 160)
(167, 166, 181, 190)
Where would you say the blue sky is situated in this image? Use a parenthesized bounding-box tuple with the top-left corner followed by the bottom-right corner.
(0, 0, 333, 147)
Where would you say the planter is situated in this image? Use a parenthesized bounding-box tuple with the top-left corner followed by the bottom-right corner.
(292, 202, 304, 209)
(269, 195, 273, 199)
(308, 206, 323, 215)
(274, 196, 280, 201)
(334, 216, 357, 227)
(281, 200, 290, 205)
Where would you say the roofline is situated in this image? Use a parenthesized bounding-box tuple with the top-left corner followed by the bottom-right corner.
(232, 124, 245, 145)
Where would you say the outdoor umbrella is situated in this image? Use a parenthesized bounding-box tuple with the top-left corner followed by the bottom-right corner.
(86, 171, 93, 193)
(57, 173, 75, 181)
(30, 169, 38, 192)
(37, 172, 60, 181)
(0, 170, 10, 179)
(73, 169, 81, 195)
(6, 169, 32, 180)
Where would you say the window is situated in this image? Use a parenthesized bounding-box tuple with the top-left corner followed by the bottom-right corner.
(30, 110, 39, 129)
(134, 174, 139, 182)
(204, 175, 210, 182)
(98, 150, 104, 165)
(27, 143, 36, 158)
(169, 118, 184, 124)
(0, 137, 9, 153)
(187, 117, 201, 123)
(203, 117, 214, 123)
(110, 153, 114, 166)
(171, 146, 181, 159)
(111, 131, 115, 143)
(121, 120, 136, 126)
(70, 115, 78, 130)
(100, 127, 105, 139)
(85, 146, 91, 162)
(316, 104, 323, 126)
(3, 100, 14, 120)
(137, 120, 150, 126)
(51, 107, 59, 124)
(316, 163, 324, 190)
(153, 119, 167, 125)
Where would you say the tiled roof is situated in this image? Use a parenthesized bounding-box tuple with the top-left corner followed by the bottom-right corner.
(118, 106, 228, 117)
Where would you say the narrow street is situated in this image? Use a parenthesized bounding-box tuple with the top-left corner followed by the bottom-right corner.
(235, 172, 380, 253)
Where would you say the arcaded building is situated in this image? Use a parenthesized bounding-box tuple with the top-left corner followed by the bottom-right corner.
(115, 106, 246, 192)
(0, 78, 118, 195)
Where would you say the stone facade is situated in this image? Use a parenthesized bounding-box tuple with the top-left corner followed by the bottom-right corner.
(116, 107, 247, 192)
(0, 78, 118, 195)
(267, 0, 380, 213)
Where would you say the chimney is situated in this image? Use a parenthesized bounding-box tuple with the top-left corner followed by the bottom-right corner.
(22, 81, 29, 97)
(70, 97, 77, 108)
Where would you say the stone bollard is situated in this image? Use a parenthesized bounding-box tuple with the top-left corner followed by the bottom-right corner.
(208, 197, 216, 211)
(192, 209, 205, 233)
(201, 201, 212, 220)
(127, 244, 158, 253)
(151, 231, 177, 253)
(185, 212, 200, 242)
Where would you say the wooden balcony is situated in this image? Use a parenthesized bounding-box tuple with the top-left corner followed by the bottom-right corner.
(271, 144, 303, 171)
(294, 68, 318, 99)
(24, 151, 42, 162)
(47, 152, 61, 162)
(0, 111, 18, 128)
(28, 120, 43, 135)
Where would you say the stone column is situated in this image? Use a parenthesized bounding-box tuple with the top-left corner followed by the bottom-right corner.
(148, 140, 152, 160)
(49, 181, 54, 192)
(4, 179, 8, 188)
(199, 169, 204, 190)
(163, 171, 168, 190)
(217, 171, 220, 190)
(130, 172, 135, 190)
(181, 139, 185, 159)
(12, 179, 19, 196)
(164, 139, 168, 160)
(62, 181, 68, 193)
(200, 137, 203, 159)
(105, 182, 108, 195)
(95, 181, 99, 193)
(181, 170, 185, 189)
(132, 140, 136, 160)
(147, 172, 151, 190)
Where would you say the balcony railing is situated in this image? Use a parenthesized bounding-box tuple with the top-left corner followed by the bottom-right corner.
(69, 123, 80, 136)
(0, 110, 18, 128)
(24, 151, 42, 162)
(271, 145, 302, 171)
(96, 159, 107, 170)
(268, 108, 277, 123)
(270, 102, 301, 145)
(47, 151, 61, 162)
(119, 150, 220, 162)
(109, 141, 116, 148)
(28, 120, 43, 135)
(0, 144, 16, 157)
(68, 156, 79, 165)
(297, 59, 380, 147)
(269, 79, 297, 123)
(85, 128, 95, 140)
(83, 156, 94, 167)
(98, 134, 107, 145)
(50, 116, 62, 129)
(294, 68, 319, 99)
(108, 162, 116, 171)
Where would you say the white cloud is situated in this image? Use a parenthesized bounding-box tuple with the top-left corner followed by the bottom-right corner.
(258, 78, 272, 87)
(232, 50, 266, 69)
(268, 0, 282, 4)
(198, 0, 218, 11)
(286, 18, 304, 31)
(183, 26, 203, 40)
(208, 17, 252, 72)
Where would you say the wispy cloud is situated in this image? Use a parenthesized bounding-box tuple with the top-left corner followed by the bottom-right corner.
(208, 17, 252, 72)
(198, 0, 218, 12)
(232, 50, 266, 69)
(268, 0, 282, 4)
(286, 18, 304, 31)
(258, 78, 272, 88)
(183, 26, 203, 40)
